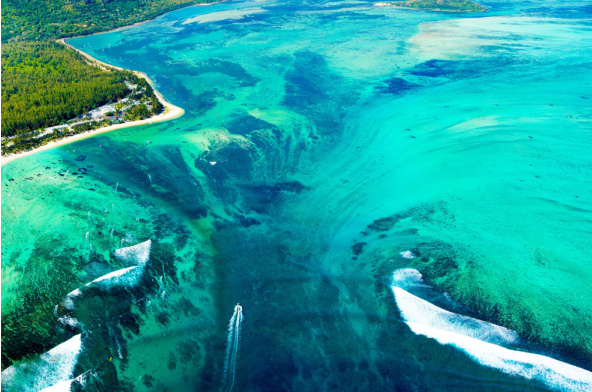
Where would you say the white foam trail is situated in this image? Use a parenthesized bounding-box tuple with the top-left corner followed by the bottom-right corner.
(39, 379, 73, 392)
(85, 266, 140, 287)
(408, 323, 592, 392)
(40, 369, 95, 392)
(67, 288, 81, 297)
(391, 269, 592, 391)
(222, 304, 243, 392)
(58, 315, 82, 329)
(1, 334, 83, 392)
(392, 286, 518, 345)
(63, 288, 82, 311)
(399, 250, 416, 259)
(392, 268, 424, 290)
(83, 239, 151, 288)
(114, 239, 151, 266)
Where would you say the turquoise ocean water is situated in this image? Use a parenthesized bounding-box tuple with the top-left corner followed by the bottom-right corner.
(2, 0, 592, 390)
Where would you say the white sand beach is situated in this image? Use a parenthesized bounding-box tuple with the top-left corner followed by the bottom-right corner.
(1, 40, 185, 166)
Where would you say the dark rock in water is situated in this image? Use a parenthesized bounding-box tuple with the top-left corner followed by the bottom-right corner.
(89, 188, 95, 191)
(155, 312, 170, 326)
(233, 213, 261, 227)
(9, 179, 14, 181)
(226, 115, 280, 136)
(409, 59, 492, 79)
(78, 176, 84, 178)
(396, 228, 419, 236)
(75, 155, 86, 161)
(377, 77, 419, 95)
(72, 172, 79, 175)
(351, 242, 367, 256)
(142, 374, 155, 388)
(196, 142, 255, 184)
(235, 181, 308, 213)
(367, 215, 402, 232)
(87, 165, 94, 168)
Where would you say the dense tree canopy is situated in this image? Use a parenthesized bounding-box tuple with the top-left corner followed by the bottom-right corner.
(1, 0, 203, 152)
(1, 0, 217, 43)
(1, 41, 136, 136)
(386, 0, 487, 12)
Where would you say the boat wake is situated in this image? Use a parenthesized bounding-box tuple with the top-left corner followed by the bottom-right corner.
(391, 269, 592, 392)
(222, 304, 243, 392)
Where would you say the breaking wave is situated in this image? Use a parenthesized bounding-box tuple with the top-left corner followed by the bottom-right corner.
(391, 269, 592, 392)
(1, 334, 83, 392)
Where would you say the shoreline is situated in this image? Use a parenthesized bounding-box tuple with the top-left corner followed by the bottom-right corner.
(60, 0, 224, 40)
(374, 2, 488, 12)
(1, 41, 184, 166)
(1, 0, 226, 166)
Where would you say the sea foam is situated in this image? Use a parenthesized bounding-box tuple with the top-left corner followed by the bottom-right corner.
(392, 286, 518, 345)
(114, 239, 151, 265)
(408, 322, 592, 392)
(1, 334, 83, 392)
(85, 239, 152, 288)
(391, 269, 592, 391)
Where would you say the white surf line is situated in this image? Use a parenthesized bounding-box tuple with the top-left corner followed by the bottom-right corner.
(222, 304, 244, 392)
(84, 239, 152, 288)
(114, 239, 152, 265)
(391, 269, 592, 392)
(39, 369, 96, 392)
(85, 266, 140, 286)
(1, 334, 83, 392)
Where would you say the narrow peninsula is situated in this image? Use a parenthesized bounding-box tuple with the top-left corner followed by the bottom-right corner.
(376, 0, 487, 12)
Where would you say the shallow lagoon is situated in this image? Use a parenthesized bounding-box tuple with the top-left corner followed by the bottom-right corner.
(2, 0, 592, 390)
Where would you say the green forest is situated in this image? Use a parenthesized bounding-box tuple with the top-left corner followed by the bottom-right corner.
(2, 41, 134, 136)
(2, 0, 217, 42)
(386, 0, 487, 12)
(1, 0, 214, 155)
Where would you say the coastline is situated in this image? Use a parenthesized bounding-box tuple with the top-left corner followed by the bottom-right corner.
(0, 41, 184, 167)
(1, 0, 226, 166)
(374, 2, 488, 12)
(60, 0, 224, 40)
(0, 108, 184, 166)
